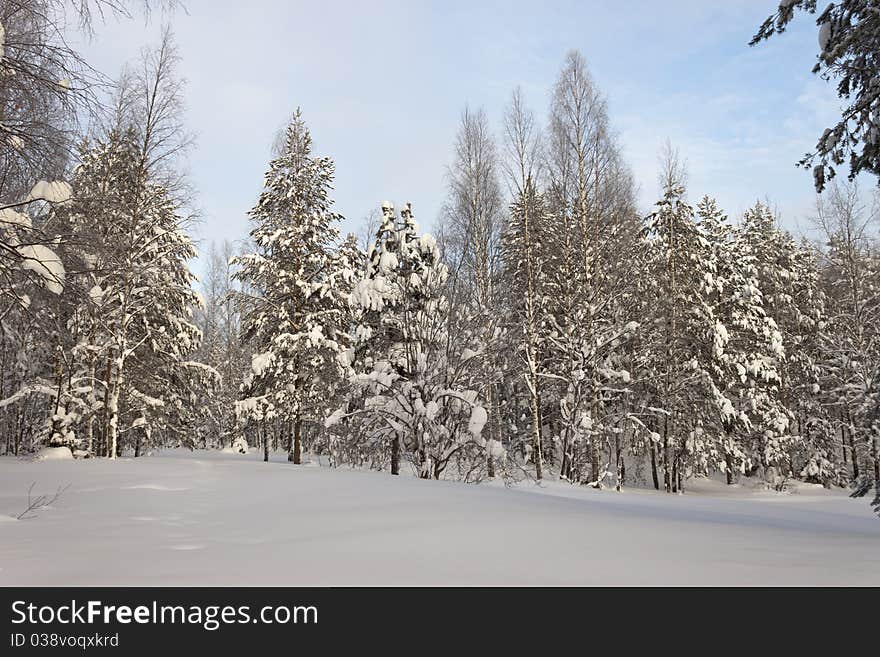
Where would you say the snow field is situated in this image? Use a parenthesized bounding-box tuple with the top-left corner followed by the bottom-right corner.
(1, 449, 878, 586)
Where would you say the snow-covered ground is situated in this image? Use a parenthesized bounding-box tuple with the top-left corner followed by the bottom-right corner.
(1, 449, 878, 585)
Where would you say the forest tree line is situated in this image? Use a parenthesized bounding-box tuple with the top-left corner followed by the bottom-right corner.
(1, 1, 878, 497)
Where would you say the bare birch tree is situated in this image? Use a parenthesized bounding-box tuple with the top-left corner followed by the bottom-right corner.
(442, 106, 504, 476)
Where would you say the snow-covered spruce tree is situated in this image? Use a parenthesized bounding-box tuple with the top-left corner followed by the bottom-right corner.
(698, 197, 789, 486)
(233, 109, 354, 464)
(635, 184, 729, 493)
(312, 231, 363, 467)
(119, 198, 217, 456)
(737, 201, 834, 485)
(751, 0, 880, 192)
(344, 202, 490, 480)
(0, 181, 71, 387)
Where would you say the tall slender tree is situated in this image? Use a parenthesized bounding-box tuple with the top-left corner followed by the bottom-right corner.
(234, 108, 353, 464)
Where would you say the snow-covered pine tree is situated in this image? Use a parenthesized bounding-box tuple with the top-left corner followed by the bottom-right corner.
(233, 108, 353, 464)
(636, 184, 725, 492)
(345, 202, 489, 479)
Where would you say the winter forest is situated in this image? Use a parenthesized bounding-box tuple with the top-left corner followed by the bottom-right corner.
(1, 0, 880, 586)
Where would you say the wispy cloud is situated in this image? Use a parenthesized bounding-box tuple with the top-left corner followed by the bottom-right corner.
(71, 0, 851, 271)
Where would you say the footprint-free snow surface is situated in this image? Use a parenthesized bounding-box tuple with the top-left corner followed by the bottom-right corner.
(1, 450, 878, 585)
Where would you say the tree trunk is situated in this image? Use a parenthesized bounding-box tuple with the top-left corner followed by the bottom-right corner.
(662, 418, 671, 493)
(50, 349, 64, 445)
(419, 447, 430, 479)
(674, 450, 684, 493)
(535, 427, 544, 481)
(292, 416, 302, 465)
(650, 442, 659, 490)
(85, 358, 96, 455)
(589, 383, 601, 485)
(263, 425, 269, 463)
(872, 435, 880, 483)
(614, 434, 623, 491)
(391, 434, 400, 475)
(846, 424, 860, 480)
(590, 441, 600, 485)
(107, 367, 122, 460)
(102, 359, 113, 457)
(15, 410, 23, 456)
(486, 385, 496, 479)
(559, 431, 570, 482)
(531, 384, 543, 482)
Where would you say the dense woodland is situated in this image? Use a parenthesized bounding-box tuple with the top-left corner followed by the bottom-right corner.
(1, 1, 879, 504)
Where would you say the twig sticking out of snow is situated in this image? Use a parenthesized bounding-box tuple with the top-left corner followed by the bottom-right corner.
(14, 482, 70, 520)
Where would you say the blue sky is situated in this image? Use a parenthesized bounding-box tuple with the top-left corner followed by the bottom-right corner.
(74, 1, 844, 274)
